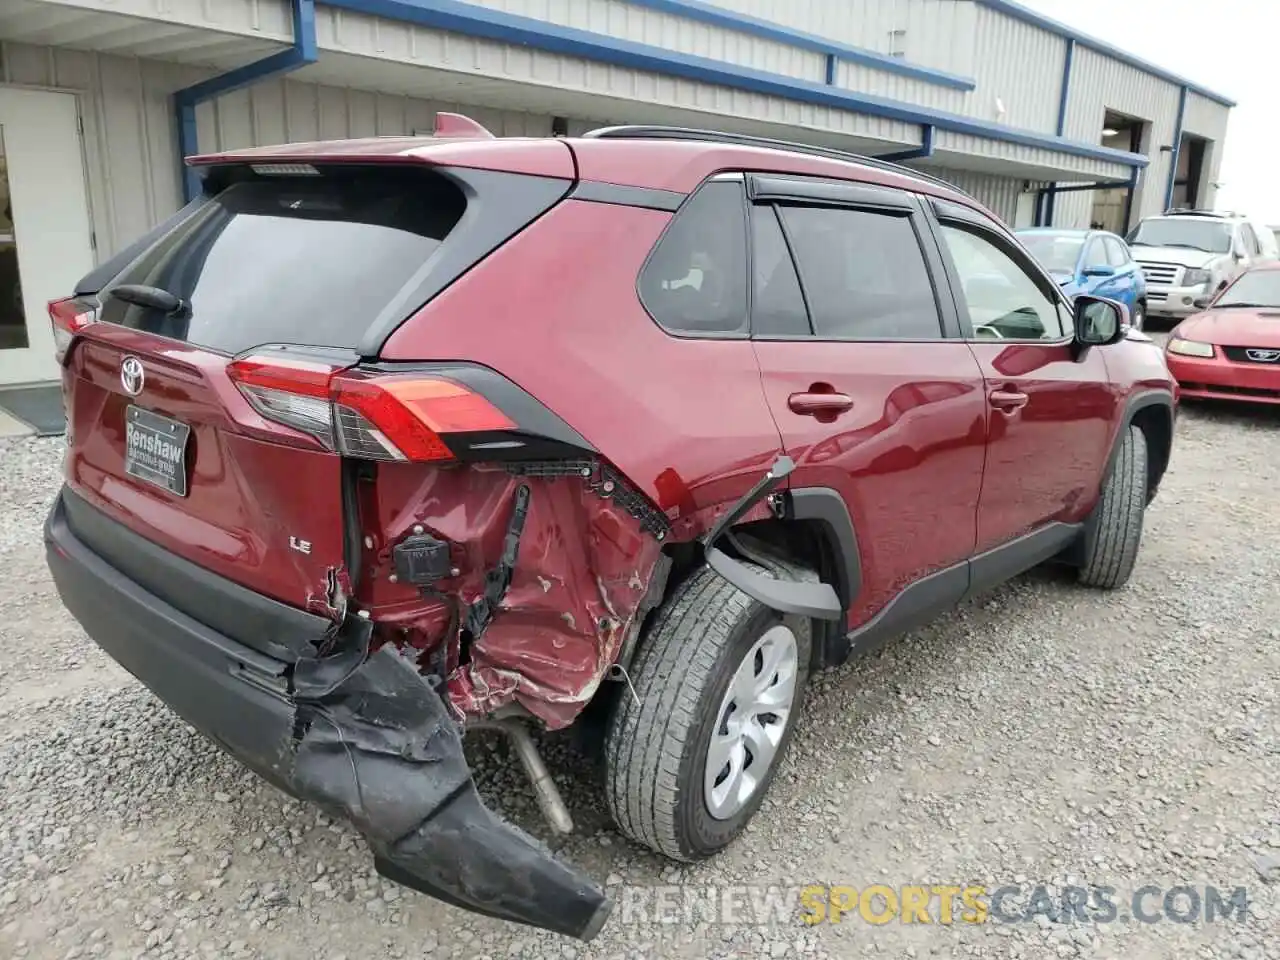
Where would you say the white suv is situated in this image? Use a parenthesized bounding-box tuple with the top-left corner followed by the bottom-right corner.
(1126, 210, 1279, 319)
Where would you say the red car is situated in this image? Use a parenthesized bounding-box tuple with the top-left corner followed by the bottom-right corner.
(44, 117, 1176, 940)
(1165, 263, 1280, 404)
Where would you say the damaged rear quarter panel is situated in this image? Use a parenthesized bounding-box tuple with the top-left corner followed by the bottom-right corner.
(363, 462, 662, 729)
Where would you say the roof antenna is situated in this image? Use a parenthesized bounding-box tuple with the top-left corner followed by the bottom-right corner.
(433, 112, 496, 139)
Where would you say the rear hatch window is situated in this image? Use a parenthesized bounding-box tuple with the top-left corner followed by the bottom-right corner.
(97, 166, 467, 353)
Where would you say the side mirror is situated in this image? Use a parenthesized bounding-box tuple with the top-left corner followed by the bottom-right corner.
(1082, 264, 1116, 278)
(1073, 295, 1128, 348)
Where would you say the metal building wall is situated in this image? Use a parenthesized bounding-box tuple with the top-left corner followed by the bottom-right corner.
(1053, 45, 1181, 229)
(1183, 91, 1229, 141)
(307, 4, 923, 146)
(1182, 91, 1229, 210)
(468, 0, 1073, 130)
(0, 40, 560, 261)
(925, 165, 1044, 225)
(458, 0, 827, 82)
(663, 0, 977, 79)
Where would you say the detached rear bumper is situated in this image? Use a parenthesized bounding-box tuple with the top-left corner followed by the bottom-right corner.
(44, 491, 611, 941)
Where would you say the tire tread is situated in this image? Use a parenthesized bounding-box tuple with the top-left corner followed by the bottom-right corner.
(1078, 424, 1148, 589)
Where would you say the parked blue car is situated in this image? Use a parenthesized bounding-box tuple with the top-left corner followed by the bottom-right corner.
(1015, 228, 1148, 330)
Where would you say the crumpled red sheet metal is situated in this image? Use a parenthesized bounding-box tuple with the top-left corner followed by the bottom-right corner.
(367, 464, 663, 730)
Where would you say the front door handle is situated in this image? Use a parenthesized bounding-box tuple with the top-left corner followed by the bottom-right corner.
(989, 388, 1029, 414)
(788, 391, 854, 417)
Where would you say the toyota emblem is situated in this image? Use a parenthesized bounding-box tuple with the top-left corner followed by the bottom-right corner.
(120, 356, 145, 396)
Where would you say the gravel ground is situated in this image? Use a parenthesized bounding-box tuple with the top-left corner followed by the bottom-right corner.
(2, 395, 1279, 960)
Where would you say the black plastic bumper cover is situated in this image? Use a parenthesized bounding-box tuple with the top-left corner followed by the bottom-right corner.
(44, 492, 611, 940)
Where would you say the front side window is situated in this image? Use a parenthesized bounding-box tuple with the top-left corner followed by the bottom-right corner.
(776, 205, 943, 339)
(638, 181, 749, 336)
(1082, 238, 1108, 270)
(1018, 233, 1084, 276)
(939, 224, 1067, 341)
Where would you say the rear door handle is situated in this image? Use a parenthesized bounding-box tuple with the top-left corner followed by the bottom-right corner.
(989, 388, 1029, 414)
(788, 392, 854, 416)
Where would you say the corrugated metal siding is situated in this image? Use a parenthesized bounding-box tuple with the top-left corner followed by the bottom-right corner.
(457, 0, 825, 82)
(0, 40, 561, 260)
(923, 164, 1043, 224)
(1182, 90, 1228, 142)
(31, 0, 294, 41)
(314, 7, 921, 145)
(1061, 45, 1180, 225)
(933, 130, 1125, 183)
(965, 4, 1063, 132)
(672, 0, 977, 79)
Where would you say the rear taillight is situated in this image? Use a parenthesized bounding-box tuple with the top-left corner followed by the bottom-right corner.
(226, 355, 337, 446)
(48, 298, 98, 363)
(227, 355, 516, 462)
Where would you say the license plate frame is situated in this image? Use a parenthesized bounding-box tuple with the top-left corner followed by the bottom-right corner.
(124, 405, 192, 497)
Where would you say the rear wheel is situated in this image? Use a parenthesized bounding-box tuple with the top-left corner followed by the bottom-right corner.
(604, 564, 810, 862)
(1078, 425, 1148, 589)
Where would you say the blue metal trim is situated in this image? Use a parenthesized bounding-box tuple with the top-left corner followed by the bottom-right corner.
(1055, 37, 1074, 137)
(878, 125, 934, 163)
(623, 0, 976, 91)
(1164, 85, 1188, 210)
(976, 0, 1235, 108)
(1122, 164, 1139, 233)
(1041, 179, 1132, 195)
(324, 0, 1149, 170)
(173, 0, 318, 200)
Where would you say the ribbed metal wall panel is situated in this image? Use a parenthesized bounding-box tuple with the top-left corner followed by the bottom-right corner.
(27, 0, 293, 42)
(965, 3, 1063, 132)
(1057, 45, 1181, 228)
(0, 41, 560, 260)
(923, 164, 1045, 225)
(934, 130, 1126, 182)
(676, 0, 977, 78)
(313, 8, 921, 145)
(1182, 90, 1228, 142)
(459, 0, 825, 82)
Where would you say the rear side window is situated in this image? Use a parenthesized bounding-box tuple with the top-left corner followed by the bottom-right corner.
(639, 181, 749, 336)
(97, 167, 466, 353)
(751, 206, 809, 336)
(1104, 237, 1129, 267)
(1082, 238, 1107, 270)
(777, 205, 942, 339)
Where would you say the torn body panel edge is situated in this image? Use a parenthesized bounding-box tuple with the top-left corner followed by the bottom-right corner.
(44, 494, 612, 940)
(361, 463, 667, 730)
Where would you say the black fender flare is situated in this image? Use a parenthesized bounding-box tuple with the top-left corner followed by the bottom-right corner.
(700, 486, 860, 626)
(787, 487, 862, 614)
(1101, 389, 1175, 487)
(1075, 389, 1173, 566)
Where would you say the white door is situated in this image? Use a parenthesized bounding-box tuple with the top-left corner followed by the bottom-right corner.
(1013, 192, 1037, 229)
(0, 87, 95, 386)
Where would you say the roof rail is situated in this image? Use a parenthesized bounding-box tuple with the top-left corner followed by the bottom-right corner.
(1163, 207, 1235, 218)
(580, 124, 972, 200)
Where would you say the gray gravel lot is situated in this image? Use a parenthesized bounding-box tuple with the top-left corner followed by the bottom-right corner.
(2, 395, 1279, 960)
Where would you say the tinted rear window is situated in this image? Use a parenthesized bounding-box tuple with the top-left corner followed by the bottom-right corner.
(98, 167, 466, 353)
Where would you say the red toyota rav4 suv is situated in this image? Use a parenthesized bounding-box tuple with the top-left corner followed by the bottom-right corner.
(45, 116, 1176, 941)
